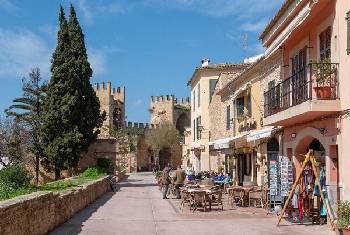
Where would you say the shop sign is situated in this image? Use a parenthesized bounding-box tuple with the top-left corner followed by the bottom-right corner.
(239, 121, 257, 133)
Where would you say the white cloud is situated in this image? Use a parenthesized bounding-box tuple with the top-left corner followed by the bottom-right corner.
(88, 45, 121, 77)
(97, 2, 125, 14)
(240, 19, 268, 32)
(77, 0, 126, 25)
(133, 99, 143, 105)
(88, 48, 107, 76)
(0, 28, 52, 79)
(78, 0, 94, 25)
(144, 0, 284, 17)
(0, 0, 18, 13)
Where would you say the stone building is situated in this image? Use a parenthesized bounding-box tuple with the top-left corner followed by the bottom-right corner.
(93, 81, 125, 137)
(79, 83, 190, 173)
(149, 95, 191, 169)
(149, 95, 191, 135)
(186, 59, 250, 172)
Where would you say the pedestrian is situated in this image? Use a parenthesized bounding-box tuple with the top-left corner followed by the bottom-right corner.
(186, 164, 195, 181)
(161, 166, 171, 199)
(173, 165, 186, 199)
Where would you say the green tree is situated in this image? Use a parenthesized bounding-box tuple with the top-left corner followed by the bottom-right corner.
(68, 4, 102, 149)
(144, 122, 181, 168)
(39, 6, 102, 180)
(5, 68, 46, 184)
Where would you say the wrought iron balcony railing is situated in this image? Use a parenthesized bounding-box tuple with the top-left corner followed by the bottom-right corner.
(264, 62, 339, 118)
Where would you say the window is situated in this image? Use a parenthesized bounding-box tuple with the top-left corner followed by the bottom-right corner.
(196, 116, 201, 140)
(236, 96, 245, 117)
(347, 11, 350, 54)
(319, 26, 331, 60)
(197, 83, 201, 107)
(193, 119, 196, 141)
(268, 80, 275, 90)
(209, 79, 218, 102)
(247, 93, 252, 116)
(226, 105, 231, 130)
(193, 90, 195, 112)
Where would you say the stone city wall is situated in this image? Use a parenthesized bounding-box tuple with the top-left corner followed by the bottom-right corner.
(0, 177, 110, 235)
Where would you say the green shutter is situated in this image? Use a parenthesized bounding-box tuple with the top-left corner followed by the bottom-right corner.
(347, 11, 350, 55)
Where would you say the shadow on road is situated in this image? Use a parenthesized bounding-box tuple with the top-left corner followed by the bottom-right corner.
(118, 183, 157, 188)
(49, 192, 114, 235)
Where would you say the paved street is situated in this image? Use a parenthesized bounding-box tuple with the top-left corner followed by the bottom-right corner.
(50, 173, 334, 235)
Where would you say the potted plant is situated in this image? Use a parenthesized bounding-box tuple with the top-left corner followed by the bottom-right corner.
(311, 58, 337, 99)
(337, 200, 350, 234)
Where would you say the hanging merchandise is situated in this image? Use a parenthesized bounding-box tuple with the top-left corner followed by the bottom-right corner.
(277, 150, 335, 228)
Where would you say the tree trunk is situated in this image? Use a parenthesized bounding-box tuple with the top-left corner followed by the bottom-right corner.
(35, 155, 39, 185)
(54, 169, 60, 181)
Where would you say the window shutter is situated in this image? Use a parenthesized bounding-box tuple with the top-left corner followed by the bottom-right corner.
(347, 11, 350, 55)
(198, 83, 200, 107)
(193, 90, 195, 111)
(247, 93, 252, 116)
(226, 105, 231, 130)
(193, 119, 196, 141)
(209, 79, 218, 102)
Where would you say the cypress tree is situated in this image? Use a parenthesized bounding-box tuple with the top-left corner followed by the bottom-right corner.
(68, 4, 103, 150)
(39, 6, 83, 180)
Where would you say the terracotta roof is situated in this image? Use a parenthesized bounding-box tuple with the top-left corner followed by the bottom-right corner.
(259, 0, 294, 40)
(187, 63, 250, 86)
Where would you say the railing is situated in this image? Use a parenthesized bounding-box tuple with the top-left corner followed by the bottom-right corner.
(264, 62, 339, 118)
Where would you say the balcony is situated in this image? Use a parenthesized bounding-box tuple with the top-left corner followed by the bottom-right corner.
(264, 62, 340, 126)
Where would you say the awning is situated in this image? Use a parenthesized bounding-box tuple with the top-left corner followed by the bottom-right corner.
(246, 127, 278, 142)
(230, 133, 248, 149)
(265, 3, 311, 58)
(209, 137, 235, 150)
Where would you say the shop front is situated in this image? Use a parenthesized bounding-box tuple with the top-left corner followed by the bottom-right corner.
(283, 123, 339, 223)
(209, 137, 236, 174)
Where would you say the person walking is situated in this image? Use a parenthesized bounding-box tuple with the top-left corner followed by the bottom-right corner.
(173, 166, 186, 199)
(161, 166, 171, 199)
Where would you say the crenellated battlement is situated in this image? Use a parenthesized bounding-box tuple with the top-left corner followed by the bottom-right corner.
(94, 81, 125, 103)
(174, 97, 190, 105)
(150, 94, 176, 103)
(125, 121, 159, 130)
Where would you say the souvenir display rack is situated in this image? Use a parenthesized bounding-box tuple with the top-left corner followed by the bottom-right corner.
(277, 150, 335, 228)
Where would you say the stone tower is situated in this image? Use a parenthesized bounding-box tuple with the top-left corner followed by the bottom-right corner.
(93, 81, 125, 136)
(149, 95, 191, 135)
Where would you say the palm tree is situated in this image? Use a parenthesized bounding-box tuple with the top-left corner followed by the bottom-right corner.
(6, 68, 47, 185)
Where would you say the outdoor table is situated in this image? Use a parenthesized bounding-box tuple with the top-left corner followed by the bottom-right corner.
(181, 187, 214, 211)
(214, 180, 225, 185)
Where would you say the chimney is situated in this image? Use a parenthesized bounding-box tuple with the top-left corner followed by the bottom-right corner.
(201, 58, 210, 67)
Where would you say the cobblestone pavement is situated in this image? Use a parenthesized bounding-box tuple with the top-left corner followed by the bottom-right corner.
(50, 172, 334, 235)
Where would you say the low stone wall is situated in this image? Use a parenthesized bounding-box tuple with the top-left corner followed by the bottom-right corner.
(0, 176, 110, 235)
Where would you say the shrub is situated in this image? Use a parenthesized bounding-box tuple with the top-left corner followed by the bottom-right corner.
(154, 171, 162, 179)
(0, 164, 30, 189)
(96, 158, 111, 172)
(81, 166, 105, 178)
(338, 200, 350, 229)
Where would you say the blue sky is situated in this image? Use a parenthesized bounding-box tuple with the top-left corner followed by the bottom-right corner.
(0, 0, 283, 123)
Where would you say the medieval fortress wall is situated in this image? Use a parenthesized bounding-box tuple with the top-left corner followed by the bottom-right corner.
(79, 82, 191, 173)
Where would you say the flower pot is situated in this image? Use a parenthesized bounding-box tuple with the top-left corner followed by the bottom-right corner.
(314, 86, 332, 99)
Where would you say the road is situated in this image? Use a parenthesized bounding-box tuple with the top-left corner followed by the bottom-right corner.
(50, 172, 333, 235)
